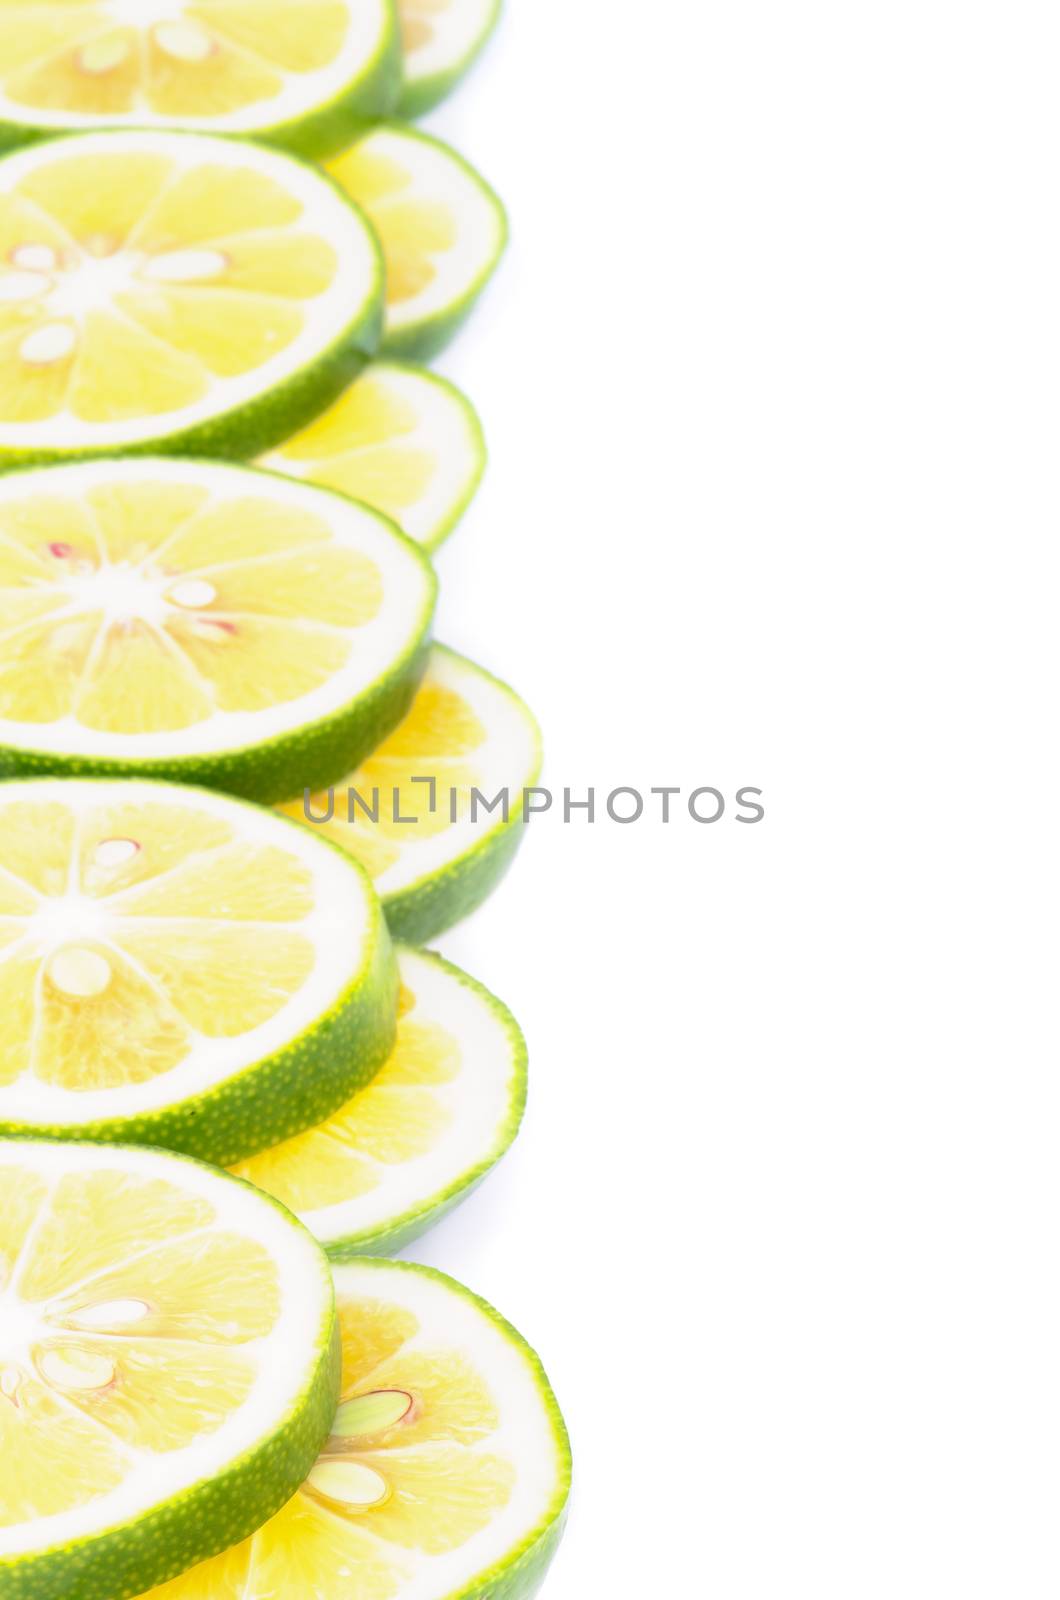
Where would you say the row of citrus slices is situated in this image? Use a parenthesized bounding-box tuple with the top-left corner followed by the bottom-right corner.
(0, 5, 570, 1600)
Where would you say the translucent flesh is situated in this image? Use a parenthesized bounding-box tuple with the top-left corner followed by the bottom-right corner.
(141, 1285, 516, 1599)
(276, 669, 486, 885)
(0, 3, 353, 119)
(0, 793, 320, 1092)
(0, 481, 382, 732)
(328, 145, 458, 313)
(0, 148, 340, 426)
(0, 1160, 280, 1526)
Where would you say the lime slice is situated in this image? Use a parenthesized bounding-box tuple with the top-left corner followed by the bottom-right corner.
(0, 778, 397, 1165)
(0, 1, 400, 160)
(328, 124, 506, 361)
(233, 946, 525, 1257)
(0, 130, 383, 465)
(138, 1258, 571, 1600)
(0, 458, 435, 802)
(279, 644, 541, 944)
(398, 0, 502, 117)
(0, 1138, 340, 1600)
(262, 361, 486, 552)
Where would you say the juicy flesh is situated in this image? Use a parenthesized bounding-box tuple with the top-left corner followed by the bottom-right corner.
(328, 141, 458, 310)
(146, 1288, 515, 1599)
(277, 663, 486, 883)
(0, 795, 318, 1093)
(399, 0, 453, 60)
(0, 481, 381, 731)
(232, 979, 458, 1214)
(0, 1161, 279, 1527)
(0, 148, 339, 424)
(0, 3, 352, 120)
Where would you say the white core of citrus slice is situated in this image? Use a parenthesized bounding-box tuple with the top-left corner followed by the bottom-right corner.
(261, 362, 485, 550)
(0, 131, 379, 451)
(138, 1258, 570, 1600)
(328, 126, 504, 341)
(281, 644, 540, 900)
(232, 947, 524, 1248)
(0, 459, 433, 761)
(0, 1139, 333, 1561)
(0, 778, 375, 1122)
(0, 1, 393, 136)
(400, 0, 499, 89)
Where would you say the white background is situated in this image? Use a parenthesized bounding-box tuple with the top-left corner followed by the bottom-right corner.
(409, 4, 1057, 1596)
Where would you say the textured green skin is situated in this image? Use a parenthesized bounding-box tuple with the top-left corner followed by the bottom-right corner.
(0, 1143, 343, 1600)
(323, 946, 526, 1258)
(0, 466, 437, 804)
(355, 125, 508, 364)
(383, 799, 532, 945)
(0, 794, 401, 1165)
(397, 0, 503, 119)
(332, 1259, 572, 1600)
(0, 6, 402, 162)
(0, 137, 386, 470)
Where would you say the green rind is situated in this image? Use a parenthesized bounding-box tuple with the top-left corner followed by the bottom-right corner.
(0, 466, 437, 805)
(0, 1143, 342, 1600)
(333, 1258, 572, 1600)
(390, 363, 488, 554)
(0, 138, 385, 470)
(0, 3, 402, 162)
(369, 126, 508, 363)
(323, 946, 526, 1258)
(0, 792, 400, 1166)
(397, 0, 503, 119)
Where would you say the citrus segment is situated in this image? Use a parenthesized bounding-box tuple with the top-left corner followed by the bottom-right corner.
(263, 361, 486, 551)
(397, 0, 501, 116)
(0, 1, 400, 157)
(328, 126, 506, 361)
(0, 460, 435, 802)
(280, 645, 540, 943)
(233, 947, 526, 1256)
(137, 1259, 570, 1600)
(0, 1139, 339, 1600)
(0, 778, 397, 1164)
(0, 131, 383, 463)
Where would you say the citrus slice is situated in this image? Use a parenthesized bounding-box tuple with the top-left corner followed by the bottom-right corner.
(398, 0, 502, 117)
(139, 1258, 571, 1600)
(328, 124, 506, 361)
(0, 130, 383, 465)
(0, 778, 397, 1165)
(262, 361, 486, 552)
(0, 458, 435, 802)
(0, 0, 400, 159)
(0, 1138, 340, 1600)
(279, 644, 541, 944)
(233, 947, 526, 1257)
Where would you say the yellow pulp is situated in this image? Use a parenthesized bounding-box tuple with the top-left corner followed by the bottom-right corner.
(0, 4, 351, 121)
(0, 1160, 279, 1526)
(268, 370, 438, 534)
(0, 480, 381, 732)
(0, 146, 339, 424)
(399, 0, 453, 59)
(328, 141, 458, 310)
(147, 1286, 514, 1598)
(277, 655, 487, 883)
(0, 794, 317, 1092)
(233, 978, 458, 1214)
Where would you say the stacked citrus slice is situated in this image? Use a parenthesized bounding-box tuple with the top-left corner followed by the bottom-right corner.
(398, 0, 502, 116)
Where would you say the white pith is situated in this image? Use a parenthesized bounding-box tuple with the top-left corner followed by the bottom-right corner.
(293, 948, 521, 1242)
(0, 778, 376, 1124)
(360, 645, 540, 899)
(0, 1140, 333, 1561)
(402, 0, 498, 85)
(241, 1260, 566, 1600)
(0, 458, 433, 761)
(339, 128, 504, 334)
(262, 362, 484, 548)
(0, 0, 392, 134)
(0, 132, 379, 451)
